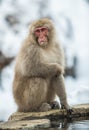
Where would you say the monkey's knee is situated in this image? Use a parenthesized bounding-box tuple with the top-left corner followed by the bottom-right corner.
(39, 103, 51, 112)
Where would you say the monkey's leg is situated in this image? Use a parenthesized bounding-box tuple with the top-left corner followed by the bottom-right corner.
(51, 75, 70, 110)
(47, 84, 60, 109)
(23, 77, 50, 112)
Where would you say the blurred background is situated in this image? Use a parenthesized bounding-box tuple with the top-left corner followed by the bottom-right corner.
(0, 0, 89, 121)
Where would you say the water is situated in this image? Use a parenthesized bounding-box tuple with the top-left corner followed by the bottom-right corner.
(68, 120, 89, 130)
(37, 117, 89, 130)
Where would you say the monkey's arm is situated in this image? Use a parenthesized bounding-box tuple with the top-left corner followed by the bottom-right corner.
(21, 62, 63, 78)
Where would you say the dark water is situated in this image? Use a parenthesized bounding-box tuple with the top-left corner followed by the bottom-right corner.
(38, 117, 89, 130)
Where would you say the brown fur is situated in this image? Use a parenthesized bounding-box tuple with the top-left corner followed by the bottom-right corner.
(13, 18, 70, 112)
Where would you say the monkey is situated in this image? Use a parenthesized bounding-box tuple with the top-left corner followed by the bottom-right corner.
(13, 18, 71, 112)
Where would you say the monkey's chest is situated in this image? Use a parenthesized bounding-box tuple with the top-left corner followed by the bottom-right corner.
(42, 49, 59, 63)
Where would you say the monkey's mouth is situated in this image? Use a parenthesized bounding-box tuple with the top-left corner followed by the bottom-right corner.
(39, 41, 45, 45)
(38, 41, 48, 47)
(38, 38, 47, 46)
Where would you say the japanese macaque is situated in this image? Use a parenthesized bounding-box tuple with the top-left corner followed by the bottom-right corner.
(13, 18, 71, 112)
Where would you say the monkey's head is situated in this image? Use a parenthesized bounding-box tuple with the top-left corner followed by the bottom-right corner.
(30, 18, 56, 47)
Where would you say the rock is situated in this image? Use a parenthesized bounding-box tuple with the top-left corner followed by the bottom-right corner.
(0, 119, 50, 130)
(0, 104, 89, 130)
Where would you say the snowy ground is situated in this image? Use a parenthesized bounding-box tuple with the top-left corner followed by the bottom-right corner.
(65, 77, 89, 105)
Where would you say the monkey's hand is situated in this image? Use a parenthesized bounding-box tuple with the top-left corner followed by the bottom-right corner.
(53, 63, 64, 77)
(45, 63, 64, 78)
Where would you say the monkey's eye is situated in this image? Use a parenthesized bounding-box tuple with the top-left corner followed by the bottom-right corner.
(41, 28, 47, 32)
(34, 29, 40, 36)
(41, 27, 48, 33)
(35, 30, 40, 33)
(34, 27, 48, 36)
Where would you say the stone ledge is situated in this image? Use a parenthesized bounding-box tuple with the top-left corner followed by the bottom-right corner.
(0, 104, 89, 130)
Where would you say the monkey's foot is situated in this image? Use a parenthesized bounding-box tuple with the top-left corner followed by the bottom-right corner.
(39, 103, 51, 112)
(50, 101, 60, 109)
(61, 104, 73, 115)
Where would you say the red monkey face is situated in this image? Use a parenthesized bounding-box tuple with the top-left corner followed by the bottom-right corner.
(34, 27, 49, 46)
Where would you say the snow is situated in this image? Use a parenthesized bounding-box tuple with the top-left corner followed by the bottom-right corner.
(0, 0, 89, 121)
(65, 77, 89, 105)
